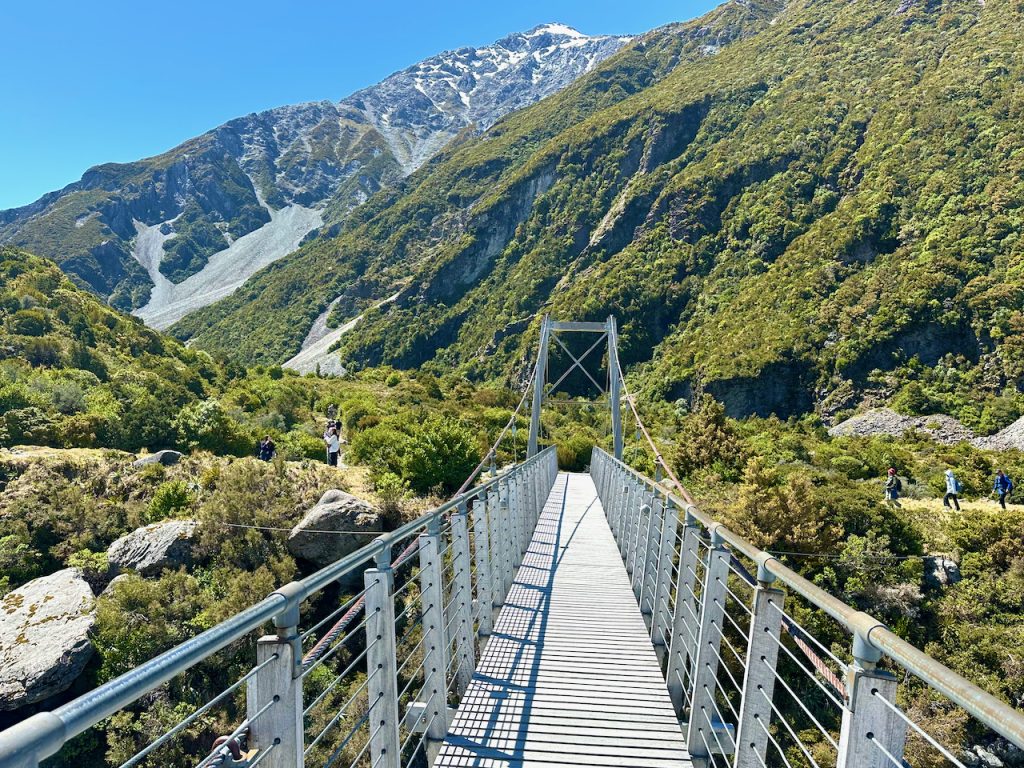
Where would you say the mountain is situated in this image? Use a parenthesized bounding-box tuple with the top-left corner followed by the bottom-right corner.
(172, 0, 1024, 432)
(0, 25, 629, 328)
(171, 0, 780, 366)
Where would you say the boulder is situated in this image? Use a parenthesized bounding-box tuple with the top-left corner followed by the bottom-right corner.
(107, 519, 198, 576)
(975, 746, 1006, 768)
(0, 568, 96, 710)
(287, 490, 382, 571)
(924, 556, 962, 589)
(132, 449, 183, 468)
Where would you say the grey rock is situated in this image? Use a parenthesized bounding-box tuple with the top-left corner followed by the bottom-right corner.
(924, 556, 962, 589)
(973, 415, 1024, 452)
(975, 746, 1006, 768)
(992, 738, 1024, 767)
(107, 519, 198, 576)
(132, 449, 184, 468)
(287, 490, 382, 571)
(0, 568, 96, 710)
(829, 408, 976, 445)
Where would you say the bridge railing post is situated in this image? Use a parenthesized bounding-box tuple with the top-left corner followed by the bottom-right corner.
(639, 492, 665, 625)
(485, 489, 504, 607)
(364, 566, 401, 768)
(471, 494, 494, 644)
(417, 521, 450, 742)
(619, 480, 636, 561)
(837, 630, 908, 768)
(498, 479, 514, 599)
(516, 473, 529, 558)
(246, 613, 304, 768)
(667, 508, 702, 713)
(686, 531, 733, 766)
(651, 494, 679, 651)
(629, 493, 652, 599)
(450, 502, 475, 696)
(734, 569, 785, 768)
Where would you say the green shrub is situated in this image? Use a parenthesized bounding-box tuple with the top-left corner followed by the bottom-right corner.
(8, 308, 51, 336)
(349, 425, 411, 474)
(172, 399, 250, 455)
(557, 435, 593, 472)
(673, 396, 745, 481)
(147, 480, 196, 523)
(2, 406, 54, 444)
(400, 417, 480, 493)
(278, 429, 327, 461)
(373, 471, 410, 524)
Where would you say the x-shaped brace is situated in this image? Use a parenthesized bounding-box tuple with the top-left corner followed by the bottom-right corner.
(548, 331, 607, 395)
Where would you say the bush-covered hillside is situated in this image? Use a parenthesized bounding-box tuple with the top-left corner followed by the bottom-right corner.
(0, 246, 528, 482)
(0, 247, 223, 450)
(174, 0, 1024, 431)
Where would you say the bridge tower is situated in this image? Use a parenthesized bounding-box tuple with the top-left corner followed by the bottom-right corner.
(526, 315, 623, 460)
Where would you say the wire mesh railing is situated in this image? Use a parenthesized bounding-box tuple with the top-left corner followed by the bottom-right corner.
(0, 447, 558, 768)
(591, 446, 1024, 768)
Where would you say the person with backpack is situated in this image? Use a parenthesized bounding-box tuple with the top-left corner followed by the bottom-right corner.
(885, 467, 902, 507)
(257, 435, 276, 462)
(994, 470, 1013, 510)
(943, 469, 961, 511)
(325, 426, 341, 467)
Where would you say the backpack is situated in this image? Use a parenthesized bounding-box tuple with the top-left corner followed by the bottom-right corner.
(894, 477, 903, 492)
(954, 479, 963, 494)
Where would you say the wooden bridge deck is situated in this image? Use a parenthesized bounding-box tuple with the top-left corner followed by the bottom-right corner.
(433, 472, 691, 768)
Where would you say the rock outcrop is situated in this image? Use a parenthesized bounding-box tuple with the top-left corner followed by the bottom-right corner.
(107, 519, 198, 576)
(287, 490, 382, 571)
(974, 415, 1024, 452)
(924, 556, 962, 589)
(829, 408, 1024, 452)
(132, 449, 184, 468)
(828, 408, 976, 445)
(0, 569, 96, 710)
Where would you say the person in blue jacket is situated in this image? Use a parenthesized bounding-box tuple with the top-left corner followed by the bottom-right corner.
(994, 470, 1013, 510)
(943, 469, 961, 511)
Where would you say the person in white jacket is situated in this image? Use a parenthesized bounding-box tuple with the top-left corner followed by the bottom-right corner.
(943, 469, 961, 511)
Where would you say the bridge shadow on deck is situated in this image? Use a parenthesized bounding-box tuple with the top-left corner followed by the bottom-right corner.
(433, 472, 690, 768)
(439, 475, 570, 767)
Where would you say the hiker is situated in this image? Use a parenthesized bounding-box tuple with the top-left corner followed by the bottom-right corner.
(884, 467, 902, 507)
(257, 435, 276, 462)
(325, 426, 341, 467)
(943, 469, 961, 511)
(994, 470, 1013, 510)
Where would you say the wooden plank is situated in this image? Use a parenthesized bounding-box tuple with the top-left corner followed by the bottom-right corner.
(433, 472, 691, 768)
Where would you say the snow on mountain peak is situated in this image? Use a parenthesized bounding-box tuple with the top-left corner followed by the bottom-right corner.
(525, 22, 587, 38)
(342, 25, 632, 173)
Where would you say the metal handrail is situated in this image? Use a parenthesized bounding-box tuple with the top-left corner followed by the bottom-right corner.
(592, 446, 1024, 751)
(0, 446, 557, 768)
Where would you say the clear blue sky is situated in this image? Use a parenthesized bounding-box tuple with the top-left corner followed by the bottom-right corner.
(0, 0, 718, 210)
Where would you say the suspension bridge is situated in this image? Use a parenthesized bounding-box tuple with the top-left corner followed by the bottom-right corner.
(2, 316, 1023, 768)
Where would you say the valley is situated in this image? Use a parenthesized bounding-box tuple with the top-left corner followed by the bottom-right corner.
(2, 0, 1024, 766)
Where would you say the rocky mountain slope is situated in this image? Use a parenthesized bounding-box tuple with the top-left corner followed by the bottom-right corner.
(172, 0, 781, 364)
(0, 25, 628, 326)
(173, 0, 1024, 430)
